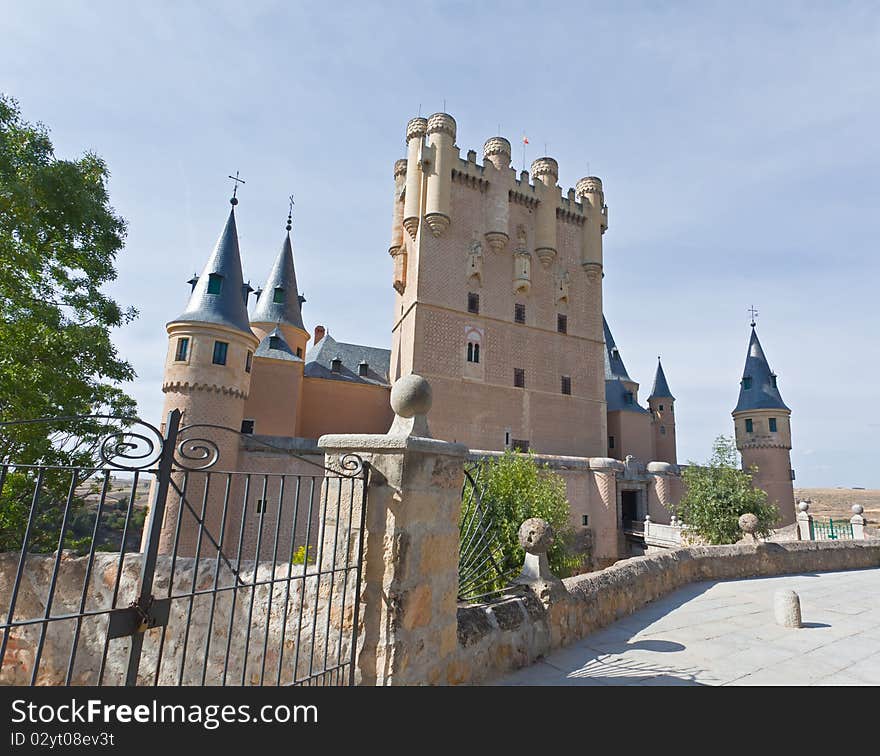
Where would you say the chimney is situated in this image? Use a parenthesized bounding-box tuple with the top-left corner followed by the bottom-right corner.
(314, 325, 325, 344)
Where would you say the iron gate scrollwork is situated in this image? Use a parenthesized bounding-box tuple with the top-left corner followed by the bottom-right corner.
(0, 409, 368, 686)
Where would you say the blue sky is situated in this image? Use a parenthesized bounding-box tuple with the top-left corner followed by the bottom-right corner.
(4, 1, 879, 487)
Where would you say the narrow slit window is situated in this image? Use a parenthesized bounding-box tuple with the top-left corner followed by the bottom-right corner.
(245, 350, 253, 373)
(557, 314, 567, 334)
(561, 375, 571, 395)
(212, 340, 228, 365)
(514, 368, 525, 388)
(609, 435, 615, 450)
(175, 337, 189, 362)
(467, 292, 480, 314)
(514, 303, 526, 324)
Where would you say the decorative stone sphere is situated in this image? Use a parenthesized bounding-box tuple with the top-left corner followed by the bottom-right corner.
(852, 504, 864, 516)
(798, 501, 810, 513)
(390, 374, 432, 418)
(738, 513, 759, 535)
(518, 518, 554, 555)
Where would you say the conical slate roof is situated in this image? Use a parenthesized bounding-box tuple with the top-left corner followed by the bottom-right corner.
(733, 327, 789, 413)
(252, 232, 305, 332)
(648, 358, 674, 400)
(172, 207, 251, 333)
(254, 326, 301, 362)
(603, 317, 632, 382)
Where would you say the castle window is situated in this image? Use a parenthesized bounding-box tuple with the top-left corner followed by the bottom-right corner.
(512, 439, 530, 453)
(771, 374, 778, 388)
(790, 468, 796, 481)
(175, 337, 189, 362)
(207, 273, 224, 295)
(624, 391, 634, 405)
(742, 376, 753, 390)
(561, 375, 571, 395)
(269, 335, 283, 350)
(660, 425, 666, 435)
(467, 342, 480, 364)
(296, 347, 303, 358)
(212, 340, 228, 365)
(467, 292, 480, 314)
(609, 436, 615, 449)
(582, 515, 589, 527)
(557, 314, 567, 334)
(514, 368, 525, 388)
(505, 431, 511, 447)
(359, 361, 369, 377)
(245, 350, 253, 373)
(769, 418, 778, 432)
(745, 418, 754, 433)
(273, 287, 285, 304)
(514, 303, 526, 324)
(331, 357, 342, 372)
(241, 419, 255, 435)
(659, 404, 664, 411)
(256, 499, 266, 514)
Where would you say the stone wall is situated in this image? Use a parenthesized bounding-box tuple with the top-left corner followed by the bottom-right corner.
(0, 551, 354, 686)
(453, 540, 880, 685)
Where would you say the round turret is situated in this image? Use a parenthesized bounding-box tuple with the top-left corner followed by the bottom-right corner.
(576, 176, 603, 198)
(426, 112, 456, 140)
(483, 136, 511, 164)
(530, 157, 559, 185)
(405, 117, 428, 142)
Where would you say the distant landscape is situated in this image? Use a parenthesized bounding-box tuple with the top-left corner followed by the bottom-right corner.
(794, 488, 880, 524)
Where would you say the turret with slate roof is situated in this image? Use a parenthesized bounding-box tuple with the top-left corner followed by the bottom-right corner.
(731, 318, 796, 527)
(647, 357, 677, 464)
(603, 317, 647, 414)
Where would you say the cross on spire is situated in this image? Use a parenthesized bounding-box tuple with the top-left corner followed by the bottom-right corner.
(748, 305, 759, 327)
(286, 194, 295, 232)
(228, 171, 246, 205)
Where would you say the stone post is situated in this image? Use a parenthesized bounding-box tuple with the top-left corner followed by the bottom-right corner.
(796, 500, 812, 541)
(851, 504, 866, 540)
(319, 374, 467, 686)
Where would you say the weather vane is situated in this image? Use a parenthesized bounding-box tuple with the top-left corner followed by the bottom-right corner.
(748, 305, 759, 327)
(286, 194, 295, 232)
(228, 171, 246, 205)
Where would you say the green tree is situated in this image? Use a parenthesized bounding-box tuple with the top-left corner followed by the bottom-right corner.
(462, 451, 581, 594)
(675, 435, 779, 544)
(0, 94, 137, 552)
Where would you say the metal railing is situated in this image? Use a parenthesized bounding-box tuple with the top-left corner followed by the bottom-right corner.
(809, 518, 854, 541)
(0, 410, 368, 686)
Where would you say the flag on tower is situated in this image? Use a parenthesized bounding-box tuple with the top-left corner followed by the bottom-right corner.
(522, 136, 529, 144)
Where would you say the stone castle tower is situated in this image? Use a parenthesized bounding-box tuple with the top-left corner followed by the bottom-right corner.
(648, 358, 676, 465)
(732, 325, 795, 527)
(388, 113, 610, 456)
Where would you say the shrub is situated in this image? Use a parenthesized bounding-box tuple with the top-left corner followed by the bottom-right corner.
(675, 435, 779, 544)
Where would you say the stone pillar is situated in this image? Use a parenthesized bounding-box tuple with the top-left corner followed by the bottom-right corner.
(796, 500, 812, 541)
(851, 504, 866, 540)
(319, 375, 467, 686)
(589, 457, 624, 566)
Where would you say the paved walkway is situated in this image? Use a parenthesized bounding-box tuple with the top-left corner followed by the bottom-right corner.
(495, 568, 880, 686)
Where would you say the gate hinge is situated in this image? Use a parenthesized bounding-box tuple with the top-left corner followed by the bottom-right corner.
(107, 595, 171, 639)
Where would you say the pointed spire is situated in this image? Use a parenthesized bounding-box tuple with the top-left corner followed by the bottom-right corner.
(172, 205, 251, 333)
(251, 222, 306, 332)
(734, 325, 789, 412)
(603, 316, 632, 381)
(648, 357, 674, 400)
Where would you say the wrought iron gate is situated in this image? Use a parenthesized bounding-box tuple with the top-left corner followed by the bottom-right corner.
(0, 410, 368, 686)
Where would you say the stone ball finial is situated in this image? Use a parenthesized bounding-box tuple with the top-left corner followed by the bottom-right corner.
(390, 373, 432, 419)
(852, 504, 864, 516)
(798, 501, 810, 513)
(518, 518, 554, 555)
(575, 176, 603, 198)
(738, 513, 759, 535)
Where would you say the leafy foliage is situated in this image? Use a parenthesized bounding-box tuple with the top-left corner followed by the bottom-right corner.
(462, 451, 580, 592)
(675, 435, 779, 544)
(0, 94, 137, 552)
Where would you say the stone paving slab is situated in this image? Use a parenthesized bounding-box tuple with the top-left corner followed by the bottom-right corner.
(493, 568, 880, 686)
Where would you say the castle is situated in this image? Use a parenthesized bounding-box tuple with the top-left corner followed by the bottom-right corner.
(151, 110, 795, 564)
